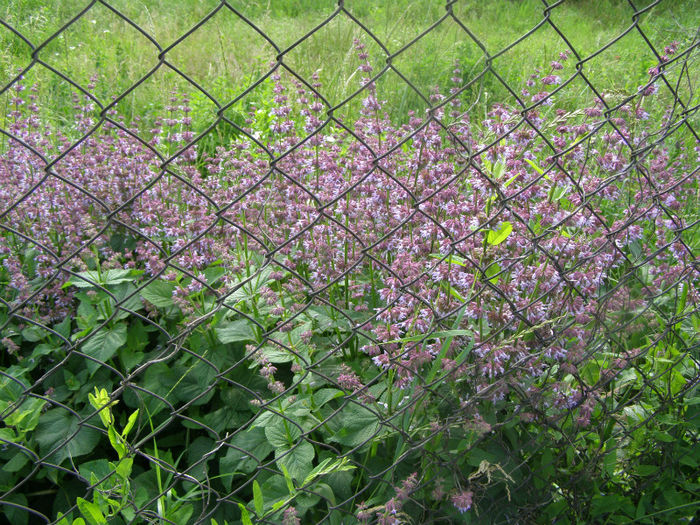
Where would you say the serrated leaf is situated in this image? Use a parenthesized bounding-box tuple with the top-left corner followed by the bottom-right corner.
(216, 319, 256, 344)
(139, 280, 176, 308)
(328, 404, 380, 448)
(265, 417, 301, 448)
(68, 269, 139, 289)
(276, 441, 314, 482)
(219, 428, 274, 487)
(260, 345, 294, 363)
(312, 388, 344, 407)
(80, 324, 127, 374)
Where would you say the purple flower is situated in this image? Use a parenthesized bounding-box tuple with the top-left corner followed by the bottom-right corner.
(450, 490, 473, 513)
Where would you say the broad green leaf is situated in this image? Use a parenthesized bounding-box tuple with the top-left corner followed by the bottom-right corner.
(204, 265, 227, 285)
(78, 460, 113, 488)
(487, 222, 513, 245)
(2, 493, 28, 525)
(265, 417, 301, 448)
(276, 441, 315, 482)
(68, 269, 140, 289)
(2, 450, 30, 472)
(115, 457, 133, 479)
(165, 503, 194, 524)
(21, 324, 48, 342)
(328, 403, 380, 448)
(139, 279, 176, 308)
(219, 428, 274, 486)
(216, 320, 256, 344)
(635, 464, 659, 476)
(312, 388, 344, 408)
(260, 345, 295, 363)
(35, 409, 100, 465)
(81, 324, 127, 374)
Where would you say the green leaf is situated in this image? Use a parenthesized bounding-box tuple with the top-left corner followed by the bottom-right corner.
(122, 409, 139, 439)
(635, 464, 659, 476)
(486, 221, 513, 245)
(108, 425, 126, 459)
(302, 457, 355, 486)
(219, 428, 274, 487)
(115, 457, 133, 479)
(76, 497, 107, 525)
(204, 265, 227, 285)
(81, 323, 127, 374)
(503, 172, 520, 188)
(238, 504, 253, 525)
(21, 324, 48, 342)
(35, 409, 100, 465)
(139, 279, 176, 308)
(2, 493, 28, 525)
(68, 269, 140, 289)
(329, 403, 380, 448)
(653, 430, 674, 443)
(253, 480, 264, 515)
(78, 460, 113, 487)
(276, 441, 315, 482)
(281, 464, 296, 494)
(485, 263, 501, 284)
(2, 450, 30, 472)
(429, 253, 468, 267)
(265, 417, 301, 448)
(492, 159, 506, 179)
(260, 345, 295, 363)
(312, 388, 344, 408)
(216, 320, 256, 344)
(525, 158, 545, 175)
(314, 482, 336, 506)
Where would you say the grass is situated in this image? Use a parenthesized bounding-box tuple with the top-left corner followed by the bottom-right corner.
(1, 0, 698, 136)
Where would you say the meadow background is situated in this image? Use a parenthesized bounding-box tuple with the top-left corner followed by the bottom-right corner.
(1, 1, 699, 524)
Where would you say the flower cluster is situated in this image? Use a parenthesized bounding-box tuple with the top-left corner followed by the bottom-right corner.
(2, 45, 696, 417)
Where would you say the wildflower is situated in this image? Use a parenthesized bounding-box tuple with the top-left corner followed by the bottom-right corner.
(282, 506, 300, 525)
(541, 75, 561, 85)
(450, 490, 473, 513)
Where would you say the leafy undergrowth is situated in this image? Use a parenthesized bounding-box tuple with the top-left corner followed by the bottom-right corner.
(1, 41, 699, 524)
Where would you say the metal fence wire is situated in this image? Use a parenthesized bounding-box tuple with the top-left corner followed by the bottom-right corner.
(1, 0, 699, 523)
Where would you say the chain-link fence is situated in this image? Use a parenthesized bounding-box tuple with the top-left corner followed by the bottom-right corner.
(1, 1, 699, 523)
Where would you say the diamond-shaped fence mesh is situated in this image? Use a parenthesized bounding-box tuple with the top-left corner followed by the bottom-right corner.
(1, 1, 698, 523)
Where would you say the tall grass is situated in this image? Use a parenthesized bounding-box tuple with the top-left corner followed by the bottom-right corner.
(1, 0, 698, 139)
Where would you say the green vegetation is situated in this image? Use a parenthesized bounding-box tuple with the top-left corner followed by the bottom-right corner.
(1, 1, 699, 524)
(2, 0, 699, 129)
